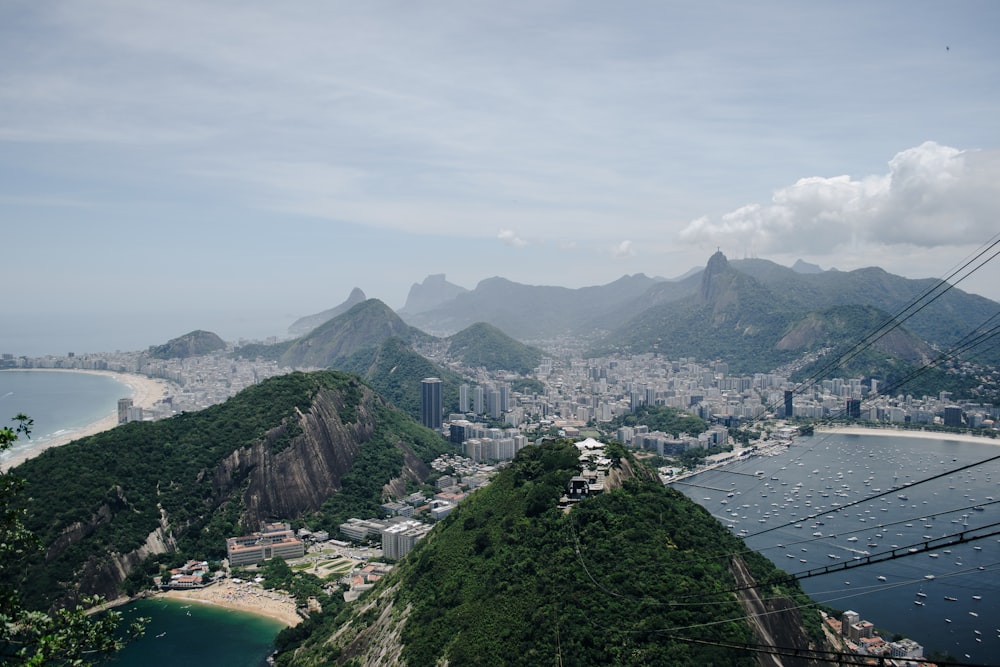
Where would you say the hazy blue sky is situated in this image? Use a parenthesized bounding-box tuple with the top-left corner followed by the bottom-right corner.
(2, 1, 999, 355)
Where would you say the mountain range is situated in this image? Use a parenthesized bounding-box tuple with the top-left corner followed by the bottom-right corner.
(280, 252, 997, 386)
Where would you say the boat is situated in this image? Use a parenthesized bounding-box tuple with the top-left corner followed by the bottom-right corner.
(877, 576, 887, 582)
(914, 600, 924, 606)
(972, 595, 982, 600)
(917, 592, 927, 598)
(924, 575, 935, 580)
(944, 596, 958, 601)
(970, 611, 979, 617)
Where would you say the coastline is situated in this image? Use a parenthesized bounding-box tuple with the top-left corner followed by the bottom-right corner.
(157, 583, 302, 627)
(814, 424, 999, 446)
(1, 368, 176, 471)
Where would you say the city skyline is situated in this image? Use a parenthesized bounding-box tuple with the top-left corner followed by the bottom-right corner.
(2, 2, 999, 356)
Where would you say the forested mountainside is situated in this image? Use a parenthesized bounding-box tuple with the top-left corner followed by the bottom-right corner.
(147, 329, 226, 359)
(445, 322, 545, 374)
(278, 441, 826, 666)
(5, 371, 454, 609)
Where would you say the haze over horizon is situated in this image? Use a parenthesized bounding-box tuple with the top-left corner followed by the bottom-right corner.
(2, 2, 999, 356)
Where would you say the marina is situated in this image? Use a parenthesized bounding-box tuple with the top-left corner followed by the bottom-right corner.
(674, 430, 1000, 664)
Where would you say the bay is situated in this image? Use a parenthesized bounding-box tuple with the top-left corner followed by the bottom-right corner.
(0, 370, 127, 463)
(107, 598, 284, 667)
(675, 431, 1000, 665)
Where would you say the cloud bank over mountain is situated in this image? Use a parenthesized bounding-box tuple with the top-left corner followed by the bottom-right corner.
(680, 142, 1000, 255)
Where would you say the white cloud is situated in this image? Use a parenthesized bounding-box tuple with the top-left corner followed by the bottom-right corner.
(498, 229, 527, 247)
(679, 142, 1000, 255)
(612, 240, 635, 258)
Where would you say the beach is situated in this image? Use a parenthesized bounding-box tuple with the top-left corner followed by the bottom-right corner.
(158, 582, 302, 627)
(2, 369, 176, 470)
(815, 424, 999, 445)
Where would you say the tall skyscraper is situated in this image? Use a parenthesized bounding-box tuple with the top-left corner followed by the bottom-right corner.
(118, 398, 133, 425)
(421, 378, 443, 429)
(473, 386, 484, 414)
(459, 384, 470, 413)
(783, 390, 794, 419)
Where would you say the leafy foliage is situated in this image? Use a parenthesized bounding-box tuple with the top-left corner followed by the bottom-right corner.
(1, 415, 145, 664)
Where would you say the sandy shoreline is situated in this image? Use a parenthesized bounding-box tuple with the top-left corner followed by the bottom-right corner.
(1, 368, 177, 470)
(815, 424, 999, 445)
(158, 582, 302, 627)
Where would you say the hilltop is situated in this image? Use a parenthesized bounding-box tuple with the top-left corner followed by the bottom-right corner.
(278, 440, 824, 665)
(446, 322, 545, 375)
(147, 330, 226, 359)
(288, 287, 368, 336)
(280, 299, 431, 368)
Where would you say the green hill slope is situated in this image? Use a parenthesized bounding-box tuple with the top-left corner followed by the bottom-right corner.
(279, 441, 822, 666)
(337, 337, 464, 420)
(446, 322, 544, 374)
(280, 299, 432, 368)
(147, 330, 226, 359)
(5, 371, 453, 609)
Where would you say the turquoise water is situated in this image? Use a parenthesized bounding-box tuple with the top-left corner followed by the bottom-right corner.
(0, 370, 288, 664)
(107, 598, 285, 666)
(0, 370, 129, 465)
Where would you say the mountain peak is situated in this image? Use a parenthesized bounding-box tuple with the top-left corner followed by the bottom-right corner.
(791, 259, 824, 274)
(399, 274, 468, 314)
(288, 287, 368, 336)
(699, 250, 731, 301)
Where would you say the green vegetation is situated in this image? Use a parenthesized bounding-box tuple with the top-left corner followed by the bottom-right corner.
(608, 405, 709, 438)
(337, 337, 462, 421)
(231, 339, 294, 362)
(282, 441, 820, 665)
(510, 377, 545, 395)
(3, 371, 453, 610)
(279, 299, 431, 368)
(147, 329, 226, 359)
(446, 322, 544, 374)
(1, 415, 145, 664)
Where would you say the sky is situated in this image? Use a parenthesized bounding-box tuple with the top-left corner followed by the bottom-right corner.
(2, 1, 999, 356)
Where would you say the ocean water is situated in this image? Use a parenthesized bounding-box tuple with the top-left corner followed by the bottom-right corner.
(0, 370, 129, 464)
(107, 598, 284, 667)
(675, 432, 1000, 665)
(0, 370, 287, 664)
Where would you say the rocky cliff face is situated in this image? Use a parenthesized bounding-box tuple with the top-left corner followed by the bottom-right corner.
(215, 384, 379, 528)
(70, 380, 415, 603)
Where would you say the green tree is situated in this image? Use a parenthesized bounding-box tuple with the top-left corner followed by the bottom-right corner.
(0, 414, 145, 664)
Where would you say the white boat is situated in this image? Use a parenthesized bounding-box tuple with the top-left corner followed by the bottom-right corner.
(877, 576, 886, 582)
